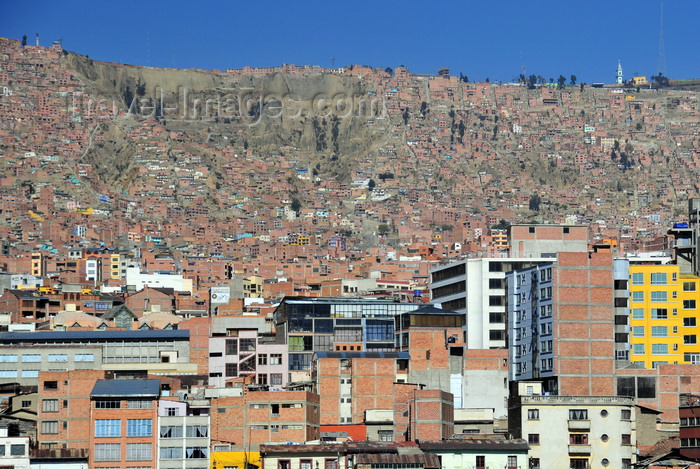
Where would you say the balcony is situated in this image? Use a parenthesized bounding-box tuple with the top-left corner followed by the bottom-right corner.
(568, 444, 592, 455)
(568, 419, 590, 431)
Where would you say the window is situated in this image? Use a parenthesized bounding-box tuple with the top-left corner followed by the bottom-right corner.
(638, 377, 656, 398)
(127, 419, 152, 437)
(160, 426, 183, 438)
(476, 455, 485, 469)
(22, 369, 39, 378)
(651, 273, 668, 285)
(74, 354, 94, 362)
(43, 381, 58, 390)
(631, 272, 644, 285)
(570, 434, 588, 444)
(95, 400, 121, 409)
(632, 308, 644, 319)
(225, 363, 238, 376)
(95, 419, 121, 437)
(507, 456, 517, 469)
(0, 354, 18, 362)
(95, 443, 121, 462)
(530, 458, 540, 469)
(225, 339, 238, 355)
(684, 300, 697, 310)
(652, 326, 668, 337)
(569, 409, 588, 420)
(652, 344, 668, 355)
(686, 318, 697, 327)
(186, 425, 208, 438)
(126, 443, 152, 461)
(300, 460, 312, 469)
(166, 407, 178, 416)
(378, 430, 394, 441)
(651, 291, 668, 302)
(270, 354, 282, 365)
(22, 354, 41, 362)
(570, 459, 588, 469)
(21, 400, 31, 408)
(651, 308, 668, 319)
(685, 335, 697, 345)
(683, 282, 697, 292)
(271, 403, 280, 416)
(621, 409, 631, 420)
(185, 447, 209, 459)
(258, 354, 267, 365)
(42, 399, 58, 412)
(278, 460, 291, 469)
(160, 447, 183, 459)
(528, 433, 540, 444)
(48, 354, 68, 362)
(127, 399, 152, 409)
(270, 373, 283, 385)
(632, 291, 644, 302)
(621, 434, 631, 445)
(633, 344, 644, 355)
(42, 421, 58, 434)
(632, 326, 645, 337)
(10, 444, 26, 456)
(622, 459, 632, 469)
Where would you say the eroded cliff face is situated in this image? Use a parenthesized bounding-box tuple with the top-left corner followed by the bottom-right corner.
(67, 52, 388, 186)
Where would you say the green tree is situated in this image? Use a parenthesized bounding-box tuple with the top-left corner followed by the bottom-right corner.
(570, 75, 577, 86)
(557, 75, 567, 89)
(290, 197, 302, 214)
(22, 35, 27, 47)
(529, 194, 542, 211)
(377, 223, 390, 236)
(385, 67, 393, 76)
(368, 179, 376, 191)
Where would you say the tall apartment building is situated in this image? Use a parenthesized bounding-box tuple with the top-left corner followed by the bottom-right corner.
(430, 257, 549, 349)
(628, 262, 700, 368)
(506, 246, 617, 396)
(157, 398, 211, 469)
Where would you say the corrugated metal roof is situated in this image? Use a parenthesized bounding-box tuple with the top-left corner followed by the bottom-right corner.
(356, 453, 440, 467)
(418, 438, 529, 452)
(0, 329, 189, 342)
(90, 379, 161, 398)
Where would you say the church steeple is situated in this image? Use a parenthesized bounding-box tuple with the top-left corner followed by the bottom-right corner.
(616, 60, 623, 85)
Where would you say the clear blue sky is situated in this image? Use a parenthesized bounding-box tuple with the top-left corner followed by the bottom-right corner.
(3, 0, 699, 83)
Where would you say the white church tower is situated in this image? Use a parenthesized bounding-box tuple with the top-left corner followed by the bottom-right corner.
(616, 60, 623, 85)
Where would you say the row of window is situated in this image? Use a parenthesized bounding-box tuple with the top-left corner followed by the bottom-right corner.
(95, 443, 153, 461)
(0, 444, 27, 456)
(0, 353, 94, 363)
(95, 419, 153, 437)
(630, 292, 696, 306)
(528, 408, 630, 420)
(630, 272, 690, 286)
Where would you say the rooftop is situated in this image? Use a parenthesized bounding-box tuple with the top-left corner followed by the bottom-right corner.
(90, 379, 161, 398)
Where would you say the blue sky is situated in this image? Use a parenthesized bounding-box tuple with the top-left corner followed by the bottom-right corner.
(3, 0, 699, 83)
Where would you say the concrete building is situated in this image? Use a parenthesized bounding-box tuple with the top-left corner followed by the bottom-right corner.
(157, 398, 211, 469)
(0, 423, 30, 469)
(509, 382, 636, 469)
(0, 330, 197, 386)
(418, 437, 529, 469)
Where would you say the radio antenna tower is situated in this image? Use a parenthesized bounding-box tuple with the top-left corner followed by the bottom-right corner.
(657, 0, 667, 77)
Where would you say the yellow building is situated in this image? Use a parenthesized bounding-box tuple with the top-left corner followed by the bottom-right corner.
(629, 264, 700, 368)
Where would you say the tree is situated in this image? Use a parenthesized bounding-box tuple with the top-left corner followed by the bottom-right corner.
(368, 178, 376, 191)
(420, 101, 428, 116)
(529, 194, 542, 211)
(21, 35, 27, 47)
(557, 75, 567, 89)
(570, 75, 577, 86)
(377, 223, 390, 236)
(528, 74, 537, 89)
(385, 67, 393, 76)
(402, 108, 409, 125)
(290, 197, 301, 214)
